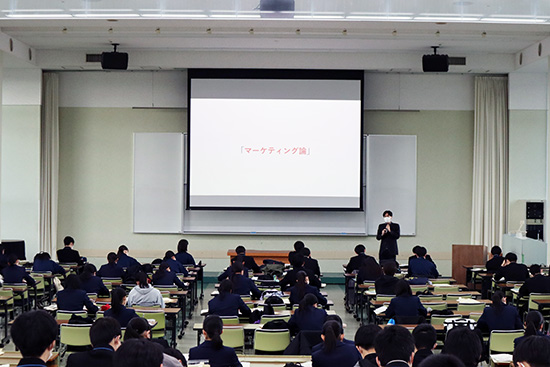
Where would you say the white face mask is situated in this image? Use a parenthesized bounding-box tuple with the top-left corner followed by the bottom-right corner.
(384, 217, 392, 223)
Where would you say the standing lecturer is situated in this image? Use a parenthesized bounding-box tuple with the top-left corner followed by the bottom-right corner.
(376, 210, 400, 263)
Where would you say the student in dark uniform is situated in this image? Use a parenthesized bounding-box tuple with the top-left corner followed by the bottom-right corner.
(217, 257, 250, 282)
(234, 246, 261, 273)
(189, 315, 242, 367)
(163, 250, 188, 276)
(152, 262, 186, 289)
(485, 246, 504, 272)
(419, 355, 466, 367)
(32, 252, 66, 276)
(280, 254, 321, 291)
(289, 241, 305, 265)
(345, 244, 368, 274)
(408, 246, 439, 279)
(56, 274, 98, 313)
(374, 325, 415, 367)
(513, 335, 550, 367)
(513, 311, 549, 348)
(97, 252, 125, 278)
(311, 320, 361, 367)
(288, 270, 327, 306)
(288, 293, 327, 335)
(476, 290, 522, 332)
(116, 245, 141, 270)
(175, 239, 196, 266)
(376, 210, 400, 264)
(385, 280, 427, 324)
(66, 317, 122, 367)
(57, 236, 84, 265)
(375, 261, 400, 295)
(301, 247, 321, 277)
(208, 279, 251, 317)
(518, 264, 550, 298)
(104, 288, 139, 327)
(356, 256, 383, 283)
(229, 262, 261, 299)
(79, 264, 109, 296)
(3, 254, 36, 286)
(493, 252, 529, 282)
(11, 310, 58, 367)
(442, 327, 482, 367)
(114, 338, 164, 367)
(412, 324, 437, 367)
(354, 324, 382, 367)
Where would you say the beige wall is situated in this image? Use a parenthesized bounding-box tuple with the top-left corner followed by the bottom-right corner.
(57, 107, 474, 276)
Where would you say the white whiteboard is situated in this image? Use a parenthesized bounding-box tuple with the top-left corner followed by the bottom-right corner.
(366, 135, 417, 235)
(133, 133, 417, 236)
(133, 133, 184, 233)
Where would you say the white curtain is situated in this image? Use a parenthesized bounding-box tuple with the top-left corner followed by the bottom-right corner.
(471, 76, 509, 248)
(40, 73, 59, 256)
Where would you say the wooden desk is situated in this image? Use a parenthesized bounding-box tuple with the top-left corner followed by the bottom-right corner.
(236, 354, 311, 366)
(0, 351, 58, 367)
(227, 250, 289, 265)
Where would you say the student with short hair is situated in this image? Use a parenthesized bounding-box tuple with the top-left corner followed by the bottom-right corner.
(152, 262, 186, 289)
(32, 252, 66, 275)
(208, 279, 251, 317)
(373, 325, 415, 367)
(513, 335, 550, 367)
(66, 317, 122, 367)
(493, 252, 529, 282)
(356, 256, 383, 283)
(189, 315, 242, 367)
(56, 274, 98, 313)
(486, 246, 504, 272)
(114, 338, 164, 367)
(442, 327, 482, 367)
(104, 287, 139, 327)
(411, 324, 437, 367)
(127, 271, 164, 308)
(57, 236, 84, 265)
(354, 324, 382, 367)
(97, 252, 125, 278)
(518, 264, 550, 298)
(175, 239, 196, 266)
(408, 247, 439, 279)
(312, 320, 361, 367)
(11, 310, 58, 367)
(229, 261, 261, 299)
(375, 261, 399, 295)
(418, 354, 465, 367)
(234, 245, 260, 273)
(280, 253, 321, 291)
(163, 250, 189, 275)
(79, 263, 109, 296)
(345, 244, 368, 274)
(289, 240, 306, 265)
(301, 247, 321, 277)
(3, 254, 36, 286)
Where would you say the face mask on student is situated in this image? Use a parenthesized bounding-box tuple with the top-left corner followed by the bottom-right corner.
(384, 217, 392, 223)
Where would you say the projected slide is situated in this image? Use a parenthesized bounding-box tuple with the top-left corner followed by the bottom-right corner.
(188, 72, 363, 209)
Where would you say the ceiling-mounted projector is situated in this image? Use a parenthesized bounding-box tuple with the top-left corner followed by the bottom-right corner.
(422, 46, 449, 72)
(101, 43, 128, 70)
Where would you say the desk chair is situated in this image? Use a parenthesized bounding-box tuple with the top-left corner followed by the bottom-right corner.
(221, 326, 245, 351)
(254, 328, 290, 354)
(59, 323, 92, 361)
(489, 329, 524, 354)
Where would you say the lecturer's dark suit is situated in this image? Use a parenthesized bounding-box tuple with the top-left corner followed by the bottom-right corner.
(376, 222, 400, 261)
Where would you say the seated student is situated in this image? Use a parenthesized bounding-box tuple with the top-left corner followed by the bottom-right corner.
(375, 261, 400, 295)
(79, 264, 109, 296)
(57, 274, 99, 313)
(127, 271, 164, 308)
(412, 324, 437, 367)
(476, 290, 522, 332)
(124, 317, 182, 367)
(486, 246, 504, 272)
(373, 325, 415, 367)
(208, 279, 251, 317)
(114, 338, 164, 367)
(312, 320, 361, 367)
(3, 254, 36, 286)
(218, 255, 250, 281)
(301, 247, 321, 277)
(104, 287, 139, 327)
(233, 246, 261, 273)
(442, 327, 482, 367)
(356, 256, 383, 283)
(189, 315, 242, 367)
(354, 324, 382, 367)
(312, 315, 358, 354)
(407, 246, 434, 270)
(288, 293, 327, 335)
(97, 252, 125, 278)
(513, 335, 550, 367)
(229, 262, 261, 299)
(152, 262, 186, 289)
(163, 250, 189, 276)
(175, 239, 196, 266)
(408, 246, 439, 279)
(519, 264, 550, 298)
(57, 235, 84, 265)
(514, 310, 549, 347)
(67, 317, 122, 367)
(116, 245, 141, 270)
(32, 252, 66, 276)
(280, 254, 321, 291)
(288, 270, 327, 306)
(164, 348, 187, 367)
(345, 244, 369, 274)
(493, 252, 529, 282)
(11, 310, 58, 367)
(385, 280, 427, 323)
(418, 354, 465, 367)
(289, 241, 306, 265)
